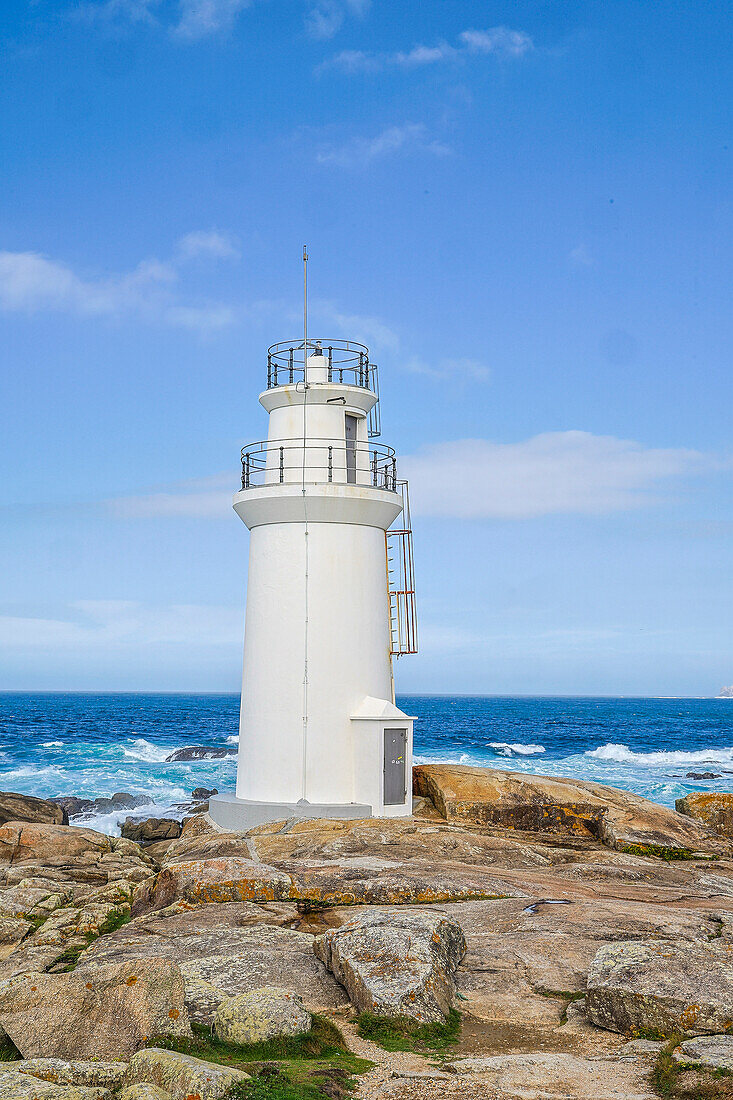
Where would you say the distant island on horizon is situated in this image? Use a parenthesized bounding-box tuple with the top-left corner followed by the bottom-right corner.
(718, 686, 733, 698)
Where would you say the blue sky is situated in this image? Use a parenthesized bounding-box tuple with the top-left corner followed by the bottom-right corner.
(1, 0, 731, 695)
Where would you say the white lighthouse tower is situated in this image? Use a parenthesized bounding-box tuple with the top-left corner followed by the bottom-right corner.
(210, 276, 417, 831)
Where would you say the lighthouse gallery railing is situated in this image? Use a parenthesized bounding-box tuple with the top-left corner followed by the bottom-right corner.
(240, 439, 398, 492)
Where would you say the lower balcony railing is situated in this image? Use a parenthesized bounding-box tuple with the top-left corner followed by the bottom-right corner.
(240, 439, 398, 492)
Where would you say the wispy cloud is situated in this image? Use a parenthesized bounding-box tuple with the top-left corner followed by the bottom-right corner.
(305, 0, 369, 40)
(0, 600, 241, 649)
(0, 232, 239, 332)
(173, 0, 255, 41)
(569, 243, 593, 267)
(177, 229, 240, 260)
(402, 431, 719, 519)
(107, 473, 235, 518)
(404, 356, 490, 382)
(316, 123, 450, 167)
(322, 25, 533, 73)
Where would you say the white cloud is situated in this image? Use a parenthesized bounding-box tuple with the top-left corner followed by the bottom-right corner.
(0, 231, 240, 332)
(305, 0, 370, 39)
(401, 431, 715, 519)
(107, 473, 235, 518)
(173, 0, 253, 40)
(73, 0, 161, 26)
(316, 123, 450, 167)
(177, 230, 240, 260)
(0, 600, 240, 650)
(569, 243, 593, 267)
(404, 356, 490, 382)
(458, 27, 533, 57)
(322, 24, 533, 73)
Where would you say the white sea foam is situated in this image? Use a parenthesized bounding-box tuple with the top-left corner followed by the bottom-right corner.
(586, 742, 733, 767)
(226, 735, 239, 745)
(122, 738, 174, 763)
(489, 741, 546, 757)
(42, 741, 65, 748)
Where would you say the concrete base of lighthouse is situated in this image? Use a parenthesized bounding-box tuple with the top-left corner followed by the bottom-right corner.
(208, 794, 372, 832)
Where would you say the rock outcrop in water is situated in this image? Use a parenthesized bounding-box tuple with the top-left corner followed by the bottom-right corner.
(0, 765, 731, 1098)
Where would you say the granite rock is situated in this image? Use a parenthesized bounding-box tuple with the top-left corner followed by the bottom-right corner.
(0, 958, 191, 1060)
(123, 1048, 248, 1099)
(214, 986, 311, 1045)
(586, 938, 733, 1037)
(672, 1034, 733, 1071)
(314, 908, 466, 1022)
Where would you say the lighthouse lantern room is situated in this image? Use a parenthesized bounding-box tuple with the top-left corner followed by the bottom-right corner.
(210, 317, 417, 831)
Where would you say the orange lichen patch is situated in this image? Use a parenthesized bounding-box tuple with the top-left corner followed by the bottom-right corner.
(679, 1003, 702, 1030)
(85, 982, 94, 989)
(126, 975, 138, 985)
(168, 1008, 180, 1019)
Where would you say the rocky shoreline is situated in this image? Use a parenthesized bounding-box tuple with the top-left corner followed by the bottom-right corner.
(0, 764, 731, 1097)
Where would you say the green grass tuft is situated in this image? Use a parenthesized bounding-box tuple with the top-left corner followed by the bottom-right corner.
(356, 1009, 461, 1052)
(0, 1034, 21, 1062)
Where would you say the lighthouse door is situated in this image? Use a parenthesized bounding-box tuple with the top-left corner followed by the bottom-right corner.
(345, 415, 358, 484)
(383, 728, 407, 805)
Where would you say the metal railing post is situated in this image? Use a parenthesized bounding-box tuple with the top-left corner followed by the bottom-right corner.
(328, 347, 333, 382)
(279, 446, 284, 483)
(288, 348, 294, 384)
(267, 355, 272, 389)
(328, 446, 333, 482)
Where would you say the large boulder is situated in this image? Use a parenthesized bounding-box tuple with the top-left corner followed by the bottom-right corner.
(214, 986, 311, 1045)
(586, 939, 733, 1037)
(676, 793, 733, 840)
(123, 1048, 248, 1099)
(314, 908, 466, 1022)
(121, 820, 182, 847)
(0, 958, 191, 1060)
(0, 793, 66, 828)
(413, 764, 726, 857)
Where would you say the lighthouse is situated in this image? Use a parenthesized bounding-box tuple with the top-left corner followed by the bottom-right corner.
(210, 309, 417, 831)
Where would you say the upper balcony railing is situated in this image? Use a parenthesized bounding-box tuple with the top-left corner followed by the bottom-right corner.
(240, 438, 397, 493)
(267, 339, 375, 390)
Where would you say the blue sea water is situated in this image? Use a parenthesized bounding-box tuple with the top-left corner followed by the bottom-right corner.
(0, 692, 732, 834)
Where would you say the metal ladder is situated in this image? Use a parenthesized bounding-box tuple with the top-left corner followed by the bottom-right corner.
(386, 480, 418, 656)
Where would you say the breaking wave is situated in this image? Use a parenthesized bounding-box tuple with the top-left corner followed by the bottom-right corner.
(489, 741, 546, 757)
(122, 738, 174, 763)
(585, 742, 733, 767)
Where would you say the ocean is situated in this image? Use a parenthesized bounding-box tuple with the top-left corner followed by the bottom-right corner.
(0, 692, 732, 835)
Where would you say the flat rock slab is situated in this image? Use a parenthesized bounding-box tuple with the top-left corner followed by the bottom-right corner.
(118, 1087, 172, 1100)
(0, 1073, 110, 1100)
(673, 1034, 733, 1071)
(315, 909, 466, 1022)
(135, 854, 526, 915)
(179, 924, 347, 1023)
(586, 939, 733, 1037)
(123, 1047, 248, 1100)
(450, 1052, 656, 1099)
(79, 900, 297, 968)
(413, 764, 726, 856)
(15, 1060, 127, 1088)
(0, 958, 191, 1061)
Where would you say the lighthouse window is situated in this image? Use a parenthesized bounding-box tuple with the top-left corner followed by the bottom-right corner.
(345, 415, 358, 484)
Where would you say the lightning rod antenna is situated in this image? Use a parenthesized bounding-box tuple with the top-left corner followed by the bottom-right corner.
(303, 244, 308, 385)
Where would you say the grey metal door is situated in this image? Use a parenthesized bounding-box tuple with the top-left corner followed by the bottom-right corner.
(383, 728, 407, 806)
(345, 415, 358, 484)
